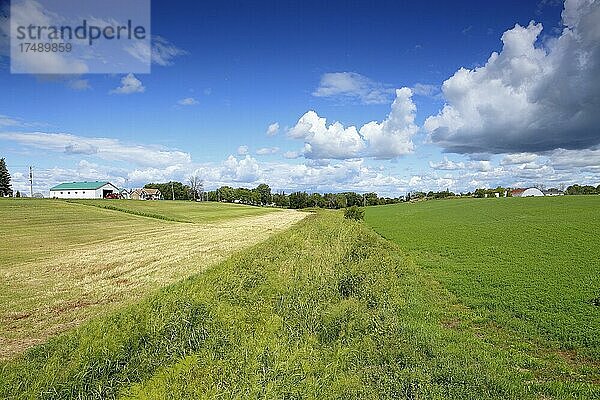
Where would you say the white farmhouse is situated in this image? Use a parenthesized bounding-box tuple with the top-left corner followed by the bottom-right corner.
(49, 181, 120, 199)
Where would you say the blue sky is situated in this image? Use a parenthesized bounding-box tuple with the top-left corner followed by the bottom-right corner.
(1, 0, 599, 196)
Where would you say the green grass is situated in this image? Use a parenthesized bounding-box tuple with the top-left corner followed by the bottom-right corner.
(66, 199, 277, 223)
(0, 199, 302, 359)
(365, 196, 600, 363)
(1, 210, 598, 399)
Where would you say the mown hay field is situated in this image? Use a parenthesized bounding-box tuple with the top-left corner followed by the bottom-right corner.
(1, 209, 598, 399)
(0, 199, 304, 359)
(66, 199, 277, 223)
(365, 196, 600, 364)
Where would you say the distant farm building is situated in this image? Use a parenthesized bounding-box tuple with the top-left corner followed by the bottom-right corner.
(131, 188, 162, 200)
(50, 181, 119, 199)
(543, 188, 565, 196)
(521, 188, 545, 197)
(119, 188, 131, 199)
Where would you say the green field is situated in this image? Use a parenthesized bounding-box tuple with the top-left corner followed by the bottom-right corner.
(0, 199, 303, 359)
(365, 197, 600, 363)
(2, 204, 599, 399)
(1, 197, 599, 398)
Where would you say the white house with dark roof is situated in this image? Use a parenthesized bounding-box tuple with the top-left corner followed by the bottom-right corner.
(49, 181, 119, 199)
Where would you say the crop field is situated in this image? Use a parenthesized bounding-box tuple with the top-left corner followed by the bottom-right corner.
(365, 197, 600, 366)
(66, 199, 277, 223)
(2, 209, 598, 399)
(0, 199, 304, 359)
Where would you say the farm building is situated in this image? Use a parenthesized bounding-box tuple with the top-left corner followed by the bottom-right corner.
(131, 188, 162, 200)
(511, 188, 526, 197)
(119, 188, 131, 199)
(511, 188, 546, 197)
(50, 181, 119, 199)
(543, 188, 565, 196)
(522, 188, 545, 197)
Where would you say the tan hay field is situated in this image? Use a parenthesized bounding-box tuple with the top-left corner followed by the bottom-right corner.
(0, 199, 306, 359)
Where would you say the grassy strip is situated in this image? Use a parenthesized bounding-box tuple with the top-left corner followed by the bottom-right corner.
(63, 200, 192, 223)
(1, 211, 597, 399)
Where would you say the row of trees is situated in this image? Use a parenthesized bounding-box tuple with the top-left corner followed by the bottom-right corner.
(144, 175, 205, 201)
(201, 184, 405, 209)
(473, 187, 510, 198)
(205, 184, 272, 205)
(408, 189, 458, 200)
(566, 184, 600, 195)
(144, 182, 196, 201)
(136, 180, 600, 208)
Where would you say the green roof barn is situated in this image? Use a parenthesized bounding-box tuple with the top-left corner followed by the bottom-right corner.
(49, 181, 119, 199)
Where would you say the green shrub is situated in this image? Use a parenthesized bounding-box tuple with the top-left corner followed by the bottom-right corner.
(344, 205, 364, 221)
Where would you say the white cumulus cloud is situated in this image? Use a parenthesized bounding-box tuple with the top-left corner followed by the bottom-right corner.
(289, 88, 418, 160)
(223, 155, 260, 182)
(359, 88, 418, 159)
(425, 0, 600, 154)
(110, 73, 145, 94)
(289, 111, 365, 160)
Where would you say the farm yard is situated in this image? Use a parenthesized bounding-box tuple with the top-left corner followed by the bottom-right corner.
(0, 196, 599, 399)
(0, 199, 303, 359)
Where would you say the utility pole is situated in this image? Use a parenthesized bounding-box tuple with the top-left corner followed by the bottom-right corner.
(171, 181, 175, 201)
(29, 166, 33, 198)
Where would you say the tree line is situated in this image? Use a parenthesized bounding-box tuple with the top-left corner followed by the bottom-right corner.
(131, 181, 600, 207)
(204, 184, 404, 209)
(143, 181, 406, 209)
(565, 184, 600, 195)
